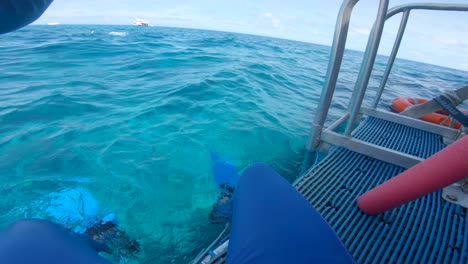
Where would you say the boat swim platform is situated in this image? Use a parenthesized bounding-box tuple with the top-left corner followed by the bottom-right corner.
(295, 116, 467, 263)
(195, 116, 467, 264)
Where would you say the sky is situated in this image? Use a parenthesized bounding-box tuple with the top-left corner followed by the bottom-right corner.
(35, 0, 468, 71)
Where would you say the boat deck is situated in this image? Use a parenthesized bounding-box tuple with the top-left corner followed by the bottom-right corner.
(295, 117, 467, 263)
(194, 116, 467, 263)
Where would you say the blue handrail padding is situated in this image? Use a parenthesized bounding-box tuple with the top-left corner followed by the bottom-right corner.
(0, 0, 53, 34)
(227, 163, 354, 263)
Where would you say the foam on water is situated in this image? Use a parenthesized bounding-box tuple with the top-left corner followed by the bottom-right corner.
(108, 31, 128, 37)
(0, 25, 467, 263)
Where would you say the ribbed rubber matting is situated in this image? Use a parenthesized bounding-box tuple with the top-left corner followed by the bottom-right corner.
(295, 117, 467, 263)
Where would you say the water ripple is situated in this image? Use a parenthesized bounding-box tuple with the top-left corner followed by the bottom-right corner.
(0, 25, 467, 263)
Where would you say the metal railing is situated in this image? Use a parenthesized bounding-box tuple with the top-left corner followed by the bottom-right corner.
(194, 2, 468, 263)
(305, 1, 468, 169)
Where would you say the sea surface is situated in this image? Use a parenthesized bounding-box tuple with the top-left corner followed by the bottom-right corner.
(0, 25, 467, 263)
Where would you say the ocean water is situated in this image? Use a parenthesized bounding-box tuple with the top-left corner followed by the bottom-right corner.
(0, 25, 467, 263)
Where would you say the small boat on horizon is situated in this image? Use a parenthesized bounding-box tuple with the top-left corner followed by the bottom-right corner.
(47, 22, 60, 26)
(132, 19, 149, 27)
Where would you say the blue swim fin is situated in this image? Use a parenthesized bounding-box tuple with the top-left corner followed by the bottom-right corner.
(210, 152, 240, 188)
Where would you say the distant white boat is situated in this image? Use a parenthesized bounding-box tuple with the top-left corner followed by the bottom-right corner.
(47, 22, 60, 26)
(133, 19, 149, 27)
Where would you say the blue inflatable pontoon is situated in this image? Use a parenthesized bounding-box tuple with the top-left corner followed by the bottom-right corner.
(227, 163, 354, 263)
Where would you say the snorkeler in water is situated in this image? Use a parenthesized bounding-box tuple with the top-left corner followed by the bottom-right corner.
(82, 216, 141, 258)
(210, 184, 235, 223)
(209, 153, 239, 224)
(0, 3, 141, 262)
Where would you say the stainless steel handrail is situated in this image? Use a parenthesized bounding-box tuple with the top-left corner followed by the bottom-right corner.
(345, 0, 389, 136)
(372, 3, 468, 108)
(305, 1, 468, 168)
(386, 3, 468, 19)
(372, 10, 410, 109)
(305, 0, 359, 152)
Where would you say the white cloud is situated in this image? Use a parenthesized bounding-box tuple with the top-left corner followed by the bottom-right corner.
(260, 12, 280, 29)
(409, 50, 427, 61)
(432, 36, 467, 48)
(459, 64, 468, 71)
(352, 27, 370, 36)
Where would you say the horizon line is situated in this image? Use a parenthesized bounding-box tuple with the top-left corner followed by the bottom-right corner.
(28, 23, 468, 73)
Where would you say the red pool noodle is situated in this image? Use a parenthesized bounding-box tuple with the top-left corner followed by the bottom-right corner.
(357, 135, 468, 215)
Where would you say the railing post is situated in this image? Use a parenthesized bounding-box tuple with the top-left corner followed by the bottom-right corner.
(345, 0, 390, 136)
(305, 0, 359, 157)
(303, 2, 468, 172)
(372, 10, 410, 109)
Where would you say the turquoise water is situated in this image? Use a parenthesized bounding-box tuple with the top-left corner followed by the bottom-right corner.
(1, 25, 467, 263)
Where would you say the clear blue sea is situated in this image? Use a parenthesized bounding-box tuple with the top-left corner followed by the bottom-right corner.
(1, 25, 467, 263)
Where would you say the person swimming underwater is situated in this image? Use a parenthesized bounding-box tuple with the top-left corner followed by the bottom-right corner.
(82, 216, 141, 259)
(0, 2, 356, 264)
(209, 153, 239, 224)
(0, 2, 141, 262)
